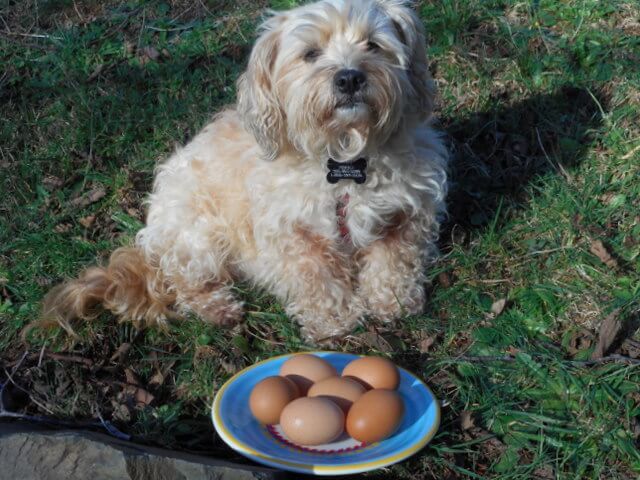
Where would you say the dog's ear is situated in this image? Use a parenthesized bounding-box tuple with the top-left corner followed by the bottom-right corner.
(380, 1, 435, 121)
(237, 15, 286, 161)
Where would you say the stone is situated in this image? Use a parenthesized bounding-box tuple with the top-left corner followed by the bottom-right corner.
(0, 424, 284, 480)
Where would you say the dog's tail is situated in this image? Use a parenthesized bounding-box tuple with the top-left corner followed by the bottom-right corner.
(26, 247, 176, 338)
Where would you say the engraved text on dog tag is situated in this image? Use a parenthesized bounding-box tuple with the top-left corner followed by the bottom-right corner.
(326, 158, 367, 184)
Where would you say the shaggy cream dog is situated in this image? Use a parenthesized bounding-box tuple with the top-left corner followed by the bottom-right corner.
(40, 0, 447, 343)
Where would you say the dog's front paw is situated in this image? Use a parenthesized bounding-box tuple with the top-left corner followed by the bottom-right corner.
(207, 300, 245, 327)
(360, 283, 425, 322)
(293, 302, 364, 345)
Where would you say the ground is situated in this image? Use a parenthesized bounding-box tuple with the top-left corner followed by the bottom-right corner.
(1, 0, 639, 478)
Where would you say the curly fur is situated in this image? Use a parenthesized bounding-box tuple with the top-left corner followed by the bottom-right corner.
(36, 0, 447, 344)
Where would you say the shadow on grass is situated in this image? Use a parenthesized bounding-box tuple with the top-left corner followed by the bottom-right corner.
(439, 85, 607, 247)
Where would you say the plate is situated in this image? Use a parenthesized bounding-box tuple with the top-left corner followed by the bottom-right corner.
(211, 351, 440, 475)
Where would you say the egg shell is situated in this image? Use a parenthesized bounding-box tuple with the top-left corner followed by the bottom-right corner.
(342, 356, 400, 390)
(249, 376, 299, 425)
(279, 354, 338, 394)
(346, 389, 404, 443)
(279, 397, 345, 446)
(307, 376, 366, 413)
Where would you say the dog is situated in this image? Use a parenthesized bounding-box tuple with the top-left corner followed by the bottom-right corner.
(38, 0, 447, 344)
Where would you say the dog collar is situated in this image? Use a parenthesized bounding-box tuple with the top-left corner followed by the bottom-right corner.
(336, 193, 350, 239)
(326, 158, 367, 184)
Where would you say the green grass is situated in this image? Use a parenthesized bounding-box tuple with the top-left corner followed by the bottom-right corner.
(1, 0, 639, 478)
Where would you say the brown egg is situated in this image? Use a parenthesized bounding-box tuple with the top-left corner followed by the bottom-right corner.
(249, 376, 299, 425)
(307, 376, 366, 413)
(346, 389, 404, 443)
(279, 354, 337, 394)
(342, 356, 400, 390)
(280, 397, 345, 446)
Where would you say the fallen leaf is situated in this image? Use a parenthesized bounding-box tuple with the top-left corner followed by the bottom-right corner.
(138, 46, 160, 64)
(451, 330, 472, 350)
(124, 367, 140, 385)
(418, 333, 436, 353)
(589, 239, 618, 269)
(54, 223, 72, 233)
(126, 207, 141, 218)
(134, 387, 155, 407)
(460, 411, 475, 431)
(437, 272, 453, 288)
(148, 350, 159, 369)
(381, 332, 406, 351)
(69, 186, 106, 209)
(194, 345, 217, 363)
(220, 359, 241, 375)
(355, 331, 392, 352)
(112, 403, 131, 422)
(591, 309, 622, 360)
(532, 465, 555, 480)
(598, 192, 615, 204)
(480, 435, 507, 457)
(621, 339, 640, 359)
(35, 277, 52, 287)
(506, 346, 520, 356)
(631, 417, 640, 440)
(43, 175, 64, 190)
(149, 359, 176, 387)
(110, 343, 131, 363)
(148, 369, 165, 388)
(79, 215, 96, 228)
(490, 298, 507, 316)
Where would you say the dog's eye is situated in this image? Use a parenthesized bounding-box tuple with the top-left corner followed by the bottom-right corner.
(367, 41, 380, 51)
(303, 48, 321, 62)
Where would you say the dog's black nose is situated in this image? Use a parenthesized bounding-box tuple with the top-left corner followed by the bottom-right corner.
(334, 69, 367, 95)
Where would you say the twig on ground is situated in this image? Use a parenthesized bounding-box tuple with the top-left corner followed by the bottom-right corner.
(0, 33, 53, 50)
(475, 279, 512, 284)
(9, 350, 29, 375)
(37, 343, 46, 368)
(437, 353, 640, 366)
(146, 24, 196, 32)
(197, 0, 213, 16)
(1, 31, 62, 40)
(43, 351, 94, 367)
(6, 350, 93, 368)
(621, 142, 640, 160)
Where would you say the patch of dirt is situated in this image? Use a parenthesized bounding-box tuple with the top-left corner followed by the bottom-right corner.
(0, 0, 268, 33)
(0, 329, 221, 455)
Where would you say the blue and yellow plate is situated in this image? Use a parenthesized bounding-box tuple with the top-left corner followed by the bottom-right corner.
(211, 351, 440, 475)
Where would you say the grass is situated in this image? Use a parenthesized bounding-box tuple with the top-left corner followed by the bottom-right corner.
(1, 0, 639, 478)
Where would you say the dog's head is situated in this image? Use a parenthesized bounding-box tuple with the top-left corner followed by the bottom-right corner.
(237, 0, 434, 162)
